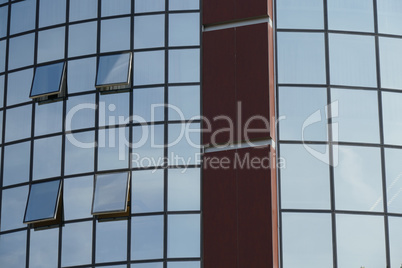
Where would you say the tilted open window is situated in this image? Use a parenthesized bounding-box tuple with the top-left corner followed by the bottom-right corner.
(30, 62, 66, 102)
(95, 52, 132, 92)
(24, 180, 62, 226)
(92, 172, 130, 218)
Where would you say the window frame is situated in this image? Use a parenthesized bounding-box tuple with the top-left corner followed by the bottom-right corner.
(95, 52, 132, 92)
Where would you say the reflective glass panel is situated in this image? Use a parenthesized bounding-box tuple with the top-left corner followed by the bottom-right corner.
(24, 180, 61, 223)
(66, 94, 95, 131)
(277, 32, 326, 84)
(5, 104, 32, 142)
(135, 0, 164, 13)
(168, 86, 200, 121)
(389, 216, 402, 268)
(0, 231, 27, 268)
(336, 214, 386, 267)
(33, 136, 62, 180)
(133, 87, 164, 122)
(68, 57, 97, 93)
(379, 37, 402, 90)
(35, 101, 63, 136)
(92, 172, 130, 214)
(276, 0, 323, 29)
(0, 0, 6, 4)
(134, 14, 165, 49)
(64, 176, 93, 220)
(278, 86, 327, 141)
(334, 146, 383, 212)
(282, 213, 333, 268)
(329, 33, 376, 87)
(168, 123, 201, 166)
(8, 33, 34, 70)
(168, 168, 200, 211)
(96, 220, 128, 263)
(280, 144, 330, 209)
(10, 0, 35, 35)
(131, 215, 164, 260)
(99, 91, 130, 127)
(29, 228, 58, 268)
(3, 142, 30, 187)
(96, 53, 132, 88)
(377, 0, 402, 36)
(384, 149, 402, 214)
(30, 62, 65, 98)
(169, 49, 200, 83)
(1, 186, 28, 231)
(69, 0, 97, 22)
(39, 0, 66, 28)
(382, 92, 402, 146)
(132, 169, 164, 214)
(0, 41, 4, 72)
(167, 262, 200, 268)
(168, 214, 200, 258)
(169, 0, 199, 10)
(132, 124, 164, 168)
(37, 27, 65, 63)
(100, 18, 130, 53)
(98, 127, 129, 171)
(331, 88, 379, 143)
(64, 131, 95, 175)
(169, 13, 199, 46)
(8, 68, 33, 105)
(101, 0, 130, 16)
(132, 263, 163, 268)
(0, 6, 7, 38)
(327, 0, 373, 32)
(133, 50, 165, 86)
(61, 222, 92, 267)
(0, 75, 4, 107)
(68, 22, 97, 57)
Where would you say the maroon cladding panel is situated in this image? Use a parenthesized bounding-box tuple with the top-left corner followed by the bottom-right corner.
(236, 0, 269, 21)
(203, 150, 238, 268)
(236, 23, 270, 142)
(203, 29, 237, 146)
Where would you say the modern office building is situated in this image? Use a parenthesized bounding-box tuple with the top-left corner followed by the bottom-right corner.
(1, 0, 402, 268)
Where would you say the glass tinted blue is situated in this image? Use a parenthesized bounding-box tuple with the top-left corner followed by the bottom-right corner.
(96, 53, 131, 86)
(30, 62, 64, 98)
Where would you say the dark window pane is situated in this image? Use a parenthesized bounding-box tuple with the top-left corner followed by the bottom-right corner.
(69, 0, 97, 22)
(35, 101, 63, 136)
(30, 62, 65, 98)
(0, 231, 27, 268)
(101, 0, 130, 16)
(0, 6, 7, 38)
(39, 0, 66, 28)
(66, 94, 95, 131)
(24, 180, 62, 223)
(10, 0, 36, 34)
(8, 68, 33, 106)
(96, 53, 132, 90)
(3, 142, 30, 187)
(0, 41, 5, 72)
(5, 104, 32, 142)
(8, 34, 34, 70)
(92, 172, 130, 214)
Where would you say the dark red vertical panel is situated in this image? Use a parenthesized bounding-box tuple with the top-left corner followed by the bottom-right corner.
(268, 25, 276, 141)
(203, 0, 236, 25)
(270, 147, 279, 268)
(236, 0, 269, 21)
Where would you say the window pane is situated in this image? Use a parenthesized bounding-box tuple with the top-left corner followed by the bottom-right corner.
(382, 92, 402, 146)
(278, 87, 327, 141)
(66, 94, 95, 131)
(169, 0, 199, 10)
(65, 131, 95, 175)
(101, 0, 130, 16)
(389, 216, 402, 268)
(99, 91, 130, 127)
(334, 146, 383, 212)
(8, 33, 35, 70)
(168, 168, 200, 211)
(69, 0, 97, 22)
(7, 69, 33, 106)
(68, 22, 97, 57)
(377, 0, 402, 35)
(35, 101, 63, 136)
(168, 86, 200, 121)
(282, 213, 333, 268)
(67, 57, 97, 93)
(336, 214, 386, 267)
(331, 88, 379, 143)
(134, 14, 165, 49)
(135, 0, 164, 13)
(169, 49, 200, 83)
(0, 231, 27, 268)
(1, 186, 28, 231)
(0, 75, 4, 107)
(168, 123, 201, 166)
(0, 6, 7, 38)
(96, 220, 128, 263)
(327, 0, 373, 32)
(98, 127, 129, 171)
(96, 53, 132, 88)
(64, 176, 93, 220)
(167, 262, 200, 268)
(277, 32, 326, 84)
(169, 13, 199, 46)
(132, 124, 164, 168)
(0, 41, 5, 73)
(280, 144, 331, 209)
(132, 263, 163, 268)
(39, 0, 66, 28)
(33, 136, 62, 180)
(379, 37, 402, 90)
(24, 180, 61, 223)
(133, 87, 164, 122)
(133, 50, 165, 86)
(132, 169, 164, 214)
(61, 221, 92, 267)
(3, 141, 30, 187)
(10, 0, 36, 35)
(276, 0, 323, 29)
(131, 215, 164, 260)
(38, 27, 65, 63)
(92, 172, 130, 214)
(29, 228, 58, 268)
(31, 62, 65, 98)
(168, 214, 200, 258)
(100, 18, 130, 53)
(5, 104, 32, 142)
(329, 33, 376, 87)
(384, 149, 402, 213)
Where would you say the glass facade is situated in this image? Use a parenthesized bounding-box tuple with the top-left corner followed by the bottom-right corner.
(0, 0, 201, 267)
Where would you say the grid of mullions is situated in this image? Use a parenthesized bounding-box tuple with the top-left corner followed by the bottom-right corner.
(275, 0, 402, 267)
(0, 0, 202, 267)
